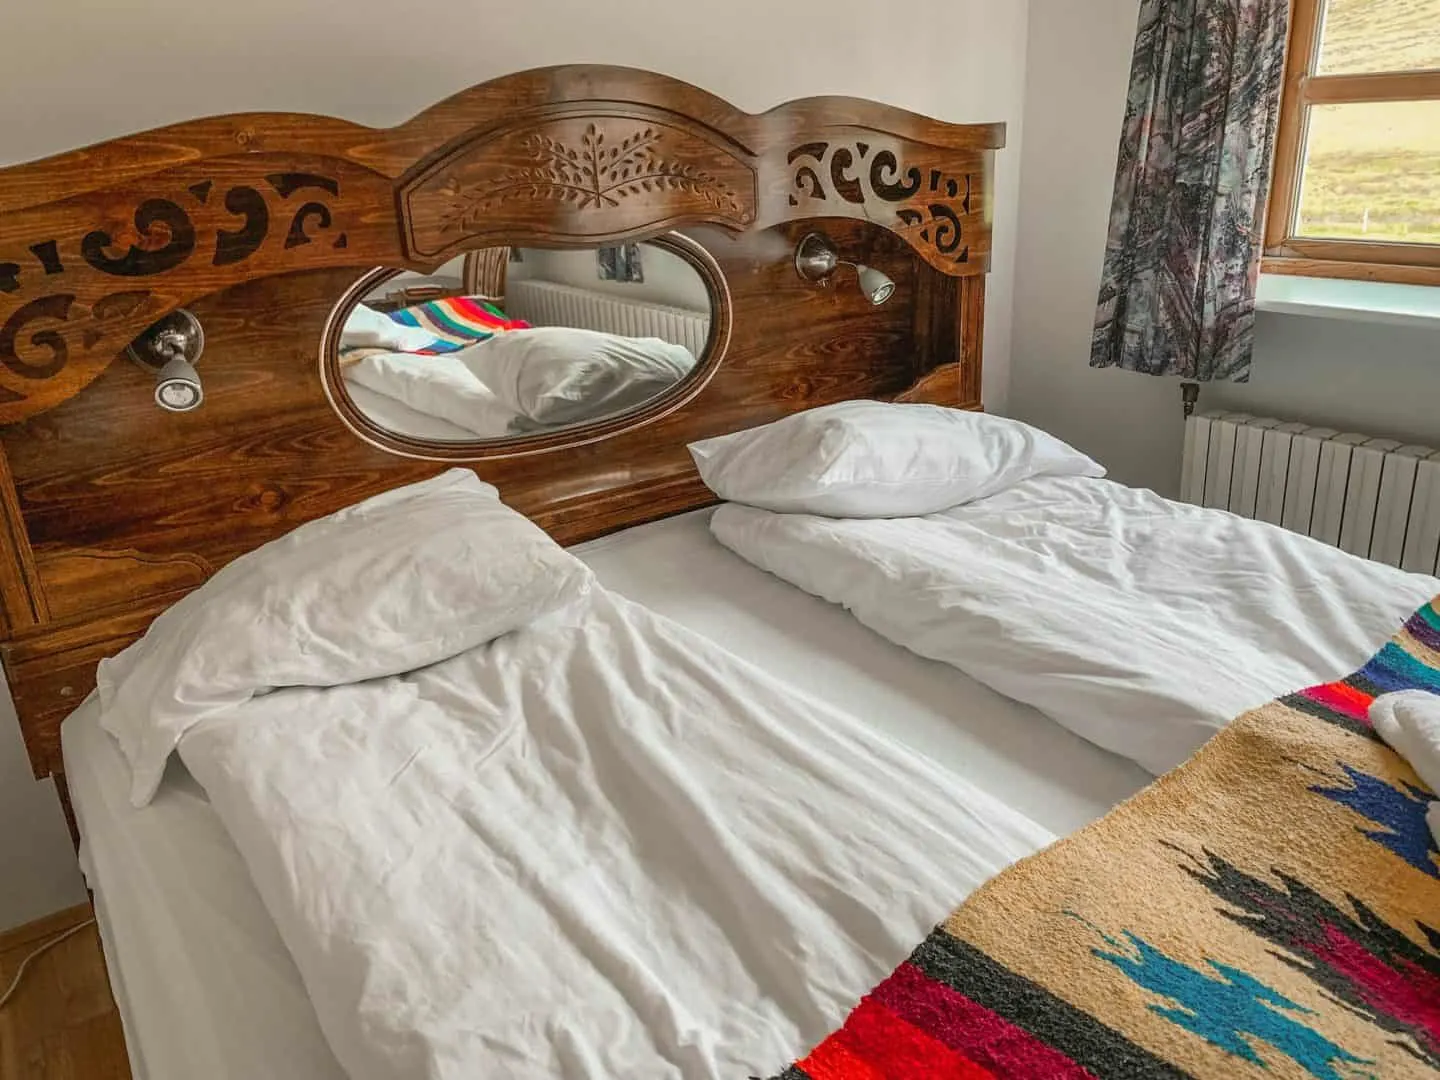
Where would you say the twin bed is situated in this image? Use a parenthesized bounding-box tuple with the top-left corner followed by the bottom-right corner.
(2, 67, 1437, 1079)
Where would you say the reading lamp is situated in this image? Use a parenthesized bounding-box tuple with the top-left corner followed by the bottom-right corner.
(126, 309, 205, 412)
(794, 232, 896, 306)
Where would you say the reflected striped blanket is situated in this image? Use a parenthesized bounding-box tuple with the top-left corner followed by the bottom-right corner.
(771, 599, 1440, 1079)
(386, 295, 528, 353)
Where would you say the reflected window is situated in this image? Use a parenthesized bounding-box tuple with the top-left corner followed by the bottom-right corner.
(597, 243, 644, 284)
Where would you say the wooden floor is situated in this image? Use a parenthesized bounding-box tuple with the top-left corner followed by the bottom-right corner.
(0, 905, 130, 1080)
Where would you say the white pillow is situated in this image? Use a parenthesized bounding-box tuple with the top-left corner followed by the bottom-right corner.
(460, 327, 696, 428)
(344, 351, 515, 437)
(339, 304, 437, 353)
(97, 469, 592, 806)
(687, 400, 1105, 518)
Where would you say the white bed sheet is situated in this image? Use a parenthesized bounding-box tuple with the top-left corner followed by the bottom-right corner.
(711, 477, 1440, 775)
(65, 507, 1148, 1080)
(178, 588, 1053, 1078)
(67, 708, 348, 1080)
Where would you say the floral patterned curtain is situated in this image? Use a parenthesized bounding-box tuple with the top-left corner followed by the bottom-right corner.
(1091, 0, 1291, 383)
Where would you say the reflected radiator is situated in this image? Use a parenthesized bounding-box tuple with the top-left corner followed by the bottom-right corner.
(1181, 412, 1440, 573)
(504, 280, 712, 358)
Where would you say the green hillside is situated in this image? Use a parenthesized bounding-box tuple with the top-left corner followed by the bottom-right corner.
(1296, 0, 1440, 244)
(1318, 0, 1440, 72)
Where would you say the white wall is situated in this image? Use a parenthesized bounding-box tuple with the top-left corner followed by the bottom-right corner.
(1204, 314, 1440, 449)
(0, 1, 1032, 929)
(1011, 0, 1440, 499)
(1009, 0, 1185, 495)
(0, 697, 84, 928)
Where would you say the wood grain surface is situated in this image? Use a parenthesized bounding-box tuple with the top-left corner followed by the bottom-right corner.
(0, 905, 129, 1080)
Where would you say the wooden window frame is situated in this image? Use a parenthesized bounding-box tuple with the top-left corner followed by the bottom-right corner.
(1264, 0, 1440, 286)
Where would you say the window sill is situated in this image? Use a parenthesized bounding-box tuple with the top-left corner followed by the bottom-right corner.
(1256, 274, 1440, 330)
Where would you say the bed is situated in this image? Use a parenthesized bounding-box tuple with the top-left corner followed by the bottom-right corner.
(5, 62, 1423, 1080)
(66, 505, 1141, 1080)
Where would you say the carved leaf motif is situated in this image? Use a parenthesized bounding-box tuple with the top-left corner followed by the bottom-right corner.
(435, 124, 742, 230)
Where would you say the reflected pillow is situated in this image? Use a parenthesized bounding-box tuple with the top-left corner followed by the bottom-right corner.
(343, 352, 515, 438)
(687, 400, 1106, 518)
(460, 327, 697, 429)
(97, 469, 593, 806)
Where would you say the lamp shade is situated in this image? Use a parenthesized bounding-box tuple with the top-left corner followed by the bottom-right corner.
(855, 264, 897, 306)
(154, 355, 203, 412)
(127, 309, 206, 412)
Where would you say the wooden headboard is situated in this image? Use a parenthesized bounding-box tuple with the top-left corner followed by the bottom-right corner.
(0, 65, 1002, 823)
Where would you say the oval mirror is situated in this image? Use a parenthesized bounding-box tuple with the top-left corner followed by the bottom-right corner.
(321, 232, 730, 459)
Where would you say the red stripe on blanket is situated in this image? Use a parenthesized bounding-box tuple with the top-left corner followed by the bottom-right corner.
(1317, 925, 1440, 1046)
(802, 996, 995, 1079)
(795, 1023, 888, 1080)
(1300, 680, 1375, 723)
(872, 960, 1097, 1079)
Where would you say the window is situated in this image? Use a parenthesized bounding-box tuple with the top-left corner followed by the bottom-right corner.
(1265, 0, 1440, 285)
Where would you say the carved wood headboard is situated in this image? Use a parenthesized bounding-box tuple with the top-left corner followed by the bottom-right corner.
(0, 65, 1002, 814)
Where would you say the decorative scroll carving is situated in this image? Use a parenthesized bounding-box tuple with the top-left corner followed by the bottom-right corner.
(0, 294, 75, 385)
(266, 173, 340, 199)
(29, 241, 64, 276)
(213, 186, 270, 266)
(284, 203, 333, 248)
(0, 165, 354, 422)
(267, 173, 341, 250)
(785, 140, 980, 268)
(22, 177, 343, 291)
(81, 198, 198, 278)
(868, 150, 923, 202)
(402, 115, 757, 258)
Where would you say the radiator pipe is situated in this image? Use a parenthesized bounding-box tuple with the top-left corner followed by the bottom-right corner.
(1181, 382, 1200, 418)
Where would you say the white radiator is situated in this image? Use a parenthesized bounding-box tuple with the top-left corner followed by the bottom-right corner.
(1182, 412, 1440, 573)
(504, 280, 712, 358)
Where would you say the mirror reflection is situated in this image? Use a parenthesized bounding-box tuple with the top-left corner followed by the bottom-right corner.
(336, 238, 714, 442)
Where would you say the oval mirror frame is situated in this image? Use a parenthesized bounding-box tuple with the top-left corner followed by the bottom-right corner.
(319, 231, 733, 461)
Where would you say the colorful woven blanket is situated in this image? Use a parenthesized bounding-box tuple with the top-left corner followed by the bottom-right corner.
(386, 295, 528, 353)
(771, 598, 1440, 1079)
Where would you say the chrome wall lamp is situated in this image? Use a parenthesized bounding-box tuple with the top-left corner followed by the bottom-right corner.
(126, 309, 205, 412)
(794, 232, 897, 306)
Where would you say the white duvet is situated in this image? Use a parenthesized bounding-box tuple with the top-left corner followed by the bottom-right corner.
(176, 588, 1049, 1080)
(711, 476, 1440, 775)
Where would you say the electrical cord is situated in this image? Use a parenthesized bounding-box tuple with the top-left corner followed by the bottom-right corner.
(0, 918, 96, 1010)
